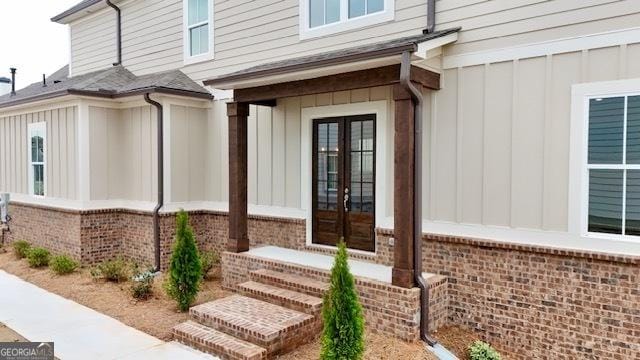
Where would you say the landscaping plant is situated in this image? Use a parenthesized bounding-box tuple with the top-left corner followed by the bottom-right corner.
(50, 255, 79, 275)
(320, 240, 365, 360)
(97, 257, 130, 282)
(469, 341, 501, 360)
(200, 250, 220, 279)
(26, 247, 51, 268)
(131, 266, 155, 300)
(12, 240, 31, 259)
(165, 210, 202, 311)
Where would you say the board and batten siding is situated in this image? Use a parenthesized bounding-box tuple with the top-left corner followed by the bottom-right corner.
(432, 43, 640, 232)
(204, 86, 409, 220)
(89, 105, 157, 202)
(0, 107, 78, 199)
(170, 105, 208, 202)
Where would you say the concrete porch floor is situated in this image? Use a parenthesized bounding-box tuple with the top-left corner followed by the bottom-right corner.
(246, 246, 435, 284)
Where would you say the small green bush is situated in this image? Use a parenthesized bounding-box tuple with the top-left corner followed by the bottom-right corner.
(12, 240, 31, 259)
(97, 257, 129, 282)
(50, 255, 79, 275)
(200, 250, 220, 279)
(320, 240, 365, 360)
(131, 267, 155, 300)
(165, 210, 202, 311)
(469, 341, 501, 360)
(26, 247, 50, 268)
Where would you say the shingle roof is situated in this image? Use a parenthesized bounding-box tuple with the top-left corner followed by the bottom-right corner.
(204, 28, 460, 87)
(0, 65, 212, 109)
(0, 77, 10, 84)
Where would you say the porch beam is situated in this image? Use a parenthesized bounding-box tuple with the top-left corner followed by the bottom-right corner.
(227, 101, 250, 253)
(392, 84, 416, 289)
(233, 64, 439, 103)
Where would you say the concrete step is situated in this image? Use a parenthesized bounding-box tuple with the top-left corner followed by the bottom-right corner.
(173, 320, 267, 360)
(249, 269, 329, 298)
(190, 294, 319, 356)
(237, 281, 323, 315)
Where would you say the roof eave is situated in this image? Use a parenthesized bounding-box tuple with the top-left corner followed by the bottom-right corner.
(51, 0, 107, 24)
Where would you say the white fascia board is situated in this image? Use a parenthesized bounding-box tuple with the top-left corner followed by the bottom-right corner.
(443, 26, 640, 69)
(414, 32, 458, 60)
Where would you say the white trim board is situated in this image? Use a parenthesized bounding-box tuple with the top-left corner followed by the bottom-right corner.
(443, 26, 640, 69)
(300, 100, 390, 253)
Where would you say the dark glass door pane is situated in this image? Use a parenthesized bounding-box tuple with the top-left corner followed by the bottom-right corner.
(588, 97, 624, 164)
(588, 169, 623, 234)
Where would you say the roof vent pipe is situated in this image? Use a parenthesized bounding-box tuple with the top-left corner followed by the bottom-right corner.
(423, 0, 435, 34)
(42, 74, 47, 87)
(9, 68, 16, 96)
(105, 0, 122, 66)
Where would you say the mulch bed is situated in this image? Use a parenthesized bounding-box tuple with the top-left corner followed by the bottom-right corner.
(432, 325, 511, 359)
(0, 250, 229, 341)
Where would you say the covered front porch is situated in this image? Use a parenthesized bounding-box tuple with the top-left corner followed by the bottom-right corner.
(206, 29, 459, 291)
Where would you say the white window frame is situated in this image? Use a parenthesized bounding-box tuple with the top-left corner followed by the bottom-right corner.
(569, 78, 640, 244)
(27, 122, 47, 197)
(183, 0, 215, 65)
(299, 0, 394, 40)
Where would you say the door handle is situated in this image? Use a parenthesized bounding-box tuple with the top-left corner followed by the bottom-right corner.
(343, 188, 349, 212)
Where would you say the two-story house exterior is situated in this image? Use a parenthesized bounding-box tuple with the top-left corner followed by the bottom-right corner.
(1, 0, 639, 358)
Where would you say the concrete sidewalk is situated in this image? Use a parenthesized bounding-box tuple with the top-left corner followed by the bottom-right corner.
(0, 270, 217, 360)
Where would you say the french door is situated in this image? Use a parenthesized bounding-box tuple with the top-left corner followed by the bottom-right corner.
(312, 114, 376, 252)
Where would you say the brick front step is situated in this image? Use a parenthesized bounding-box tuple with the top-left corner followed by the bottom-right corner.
(190, 294, 319, 355)
(173, 320, 267, 360)
(250, 269, 329, 298)
(237, 281, 323, 315)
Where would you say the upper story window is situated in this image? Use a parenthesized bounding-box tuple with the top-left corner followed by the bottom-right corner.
(586, 94, 640, 236)
(183, 0, 214, 64)
(300, 0, 394, 39)
(28, 122, 46, 197)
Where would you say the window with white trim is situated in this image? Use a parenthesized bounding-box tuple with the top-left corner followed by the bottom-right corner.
(300, 0, 394, 39)
(28, 122, 46, 197)
(183, 0, 214, 64)
(587, 95, 640, 236)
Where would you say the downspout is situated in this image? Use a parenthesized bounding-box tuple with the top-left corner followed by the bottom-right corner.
(399, 50, 437, 346)
(424, 0, 436, 34)
(144, 93, 163, 272)
(105, 0, 122, 66)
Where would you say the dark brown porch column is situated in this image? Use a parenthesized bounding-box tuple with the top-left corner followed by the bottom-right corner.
(227, 101, 250, 253)
(392, 84, 415, 288)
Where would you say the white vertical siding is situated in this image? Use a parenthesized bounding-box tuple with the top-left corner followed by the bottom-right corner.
(431, 43, 640, 231)
(170, 105, 208, 202)
(0, 107, 77, 199)
(89, 105, 157, 201)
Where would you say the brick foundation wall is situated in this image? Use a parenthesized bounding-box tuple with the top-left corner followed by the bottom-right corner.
(3, 203, 304, 269)
(221, 251, 449, 341)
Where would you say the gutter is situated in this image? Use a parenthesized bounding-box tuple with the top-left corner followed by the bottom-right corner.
(143, 93, 163, 272)
(105, 0, 122, 66)
(399, 50, 437, 346)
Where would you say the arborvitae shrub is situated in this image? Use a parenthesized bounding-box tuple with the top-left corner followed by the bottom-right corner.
(165, 210, 202, 311)
(320, 240, 365, 360)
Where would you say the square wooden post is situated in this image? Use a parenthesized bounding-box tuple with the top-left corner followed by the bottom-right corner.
(392, 84, 415, 288)
(227, 101, 250, 253)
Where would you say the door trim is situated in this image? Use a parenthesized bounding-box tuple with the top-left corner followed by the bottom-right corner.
(301, 100, 389, 254)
